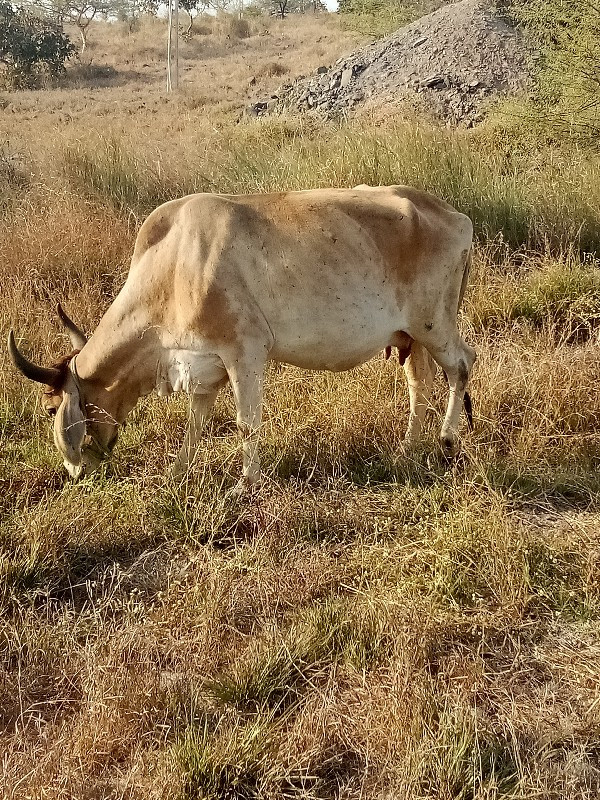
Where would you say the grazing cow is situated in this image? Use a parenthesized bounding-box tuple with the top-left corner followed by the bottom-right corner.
(8, 185, 475, 487)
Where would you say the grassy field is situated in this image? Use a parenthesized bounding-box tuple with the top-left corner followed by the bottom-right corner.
(2, 11, 600, 800)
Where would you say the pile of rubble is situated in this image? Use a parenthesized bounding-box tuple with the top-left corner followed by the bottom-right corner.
(248, 0, 532, 126)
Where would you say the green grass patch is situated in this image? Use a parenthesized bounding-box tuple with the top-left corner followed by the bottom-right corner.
(417, 709, 520, 799)
(205, 597, 393, 714)
(511, 258, 600, 341)
(175, 715, 274, 800)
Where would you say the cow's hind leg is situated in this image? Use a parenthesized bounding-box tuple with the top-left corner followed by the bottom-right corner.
(428, 334, 476, 457)
(403, 342, 436, 449)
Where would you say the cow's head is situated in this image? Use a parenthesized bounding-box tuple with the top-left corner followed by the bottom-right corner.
(8, 306, 118, 478)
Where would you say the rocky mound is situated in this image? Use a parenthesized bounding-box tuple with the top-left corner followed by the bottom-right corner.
(249, 0, 532, 126)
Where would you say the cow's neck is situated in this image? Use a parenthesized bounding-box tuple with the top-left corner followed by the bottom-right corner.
(74, 301, 160, 423)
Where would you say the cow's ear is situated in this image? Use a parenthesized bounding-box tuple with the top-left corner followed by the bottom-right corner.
(54, 373, 85, 465)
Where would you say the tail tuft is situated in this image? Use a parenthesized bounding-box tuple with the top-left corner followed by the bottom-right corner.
(464, 390, 474, 431)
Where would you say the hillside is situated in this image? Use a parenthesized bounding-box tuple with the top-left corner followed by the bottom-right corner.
(0, 13, 365, 135)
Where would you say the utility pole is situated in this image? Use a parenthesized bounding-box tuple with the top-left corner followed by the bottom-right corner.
(166, 0, 179, 92)
(174, 0, 179, 90)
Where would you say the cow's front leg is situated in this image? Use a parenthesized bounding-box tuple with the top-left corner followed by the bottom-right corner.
(227, 352, 267, 490)
(170, 390, 219, 479)
(402, 342, 436, 449)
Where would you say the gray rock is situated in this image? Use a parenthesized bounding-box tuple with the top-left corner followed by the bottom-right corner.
(245, 101, 267, 117)
(423, 74, 446, 88)
(340, 68, 353, 89)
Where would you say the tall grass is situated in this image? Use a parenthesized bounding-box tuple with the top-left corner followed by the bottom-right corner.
(61, 137, 210, 217)
(469, 247, 600, 342)
(61, 117, 600, 253)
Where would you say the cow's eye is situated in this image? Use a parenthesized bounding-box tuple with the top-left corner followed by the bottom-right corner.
(46, 407, 57, 418)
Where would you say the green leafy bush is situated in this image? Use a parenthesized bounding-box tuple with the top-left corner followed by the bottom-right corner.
(337, 0, 447, 37)
(509, 0, 600, 141)
(0, 1, 75, 88)
(511, 260, 600, 341)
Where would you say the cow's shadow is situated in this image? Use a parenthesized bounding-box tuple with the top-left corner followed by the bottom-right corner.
(6, 433, 595, 609)
(262, 437, 453, 489)
(252, 440, 599, 522)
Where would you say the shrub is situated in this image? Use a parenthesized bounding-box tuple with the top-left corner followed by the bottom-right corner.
(508, 0, 600, 141)
(337, 0, 447, 37)
(256, 60, 289, 77)
(511, 258, 600, 341)
(0, 1, 76, 89)
(213, 13, 252, 39)
(229, 15, 251, 38)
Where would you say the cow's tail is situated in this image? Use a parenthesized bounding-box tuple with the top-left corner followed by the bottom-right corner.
(463, 389, 474, 431)
(455, 243, 474, 430)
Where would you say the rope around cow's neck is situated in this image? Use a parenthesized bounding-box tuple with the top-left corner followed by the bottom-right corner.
(69, 355, 118, 459)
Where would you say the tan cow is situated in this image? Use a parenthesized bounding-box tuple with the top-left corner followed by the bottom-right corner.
(9, 185, 475, 487)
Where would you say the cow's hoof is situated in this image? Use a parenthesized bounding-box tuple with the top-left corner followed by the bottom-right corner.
(401, 436, 420, 455)
(440, 435, 459, 459)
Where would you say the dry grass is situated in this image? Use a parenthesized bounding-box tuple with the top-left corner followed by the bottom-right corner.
(0, 14, 363, 134)
(1, 12, 600, 800)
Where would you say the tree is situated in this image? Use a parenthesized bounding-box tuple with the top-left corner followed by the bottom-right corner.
(26, 0, 124, 53)
(272, 0, 288, 16)
(0, 0, 75, 87)
(113, 0, 159, 34)
(247, 0, 325, 17)
(125, 0, 158, 15)
(179, 0, 238, 35)
(179, 0, 208, 36)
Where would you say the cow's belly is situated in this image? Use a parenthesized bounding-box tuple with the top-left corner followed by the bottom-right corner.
(270, 343, 386, 372)
(268, 303, 399, 372)
(247, 244, 410, 371)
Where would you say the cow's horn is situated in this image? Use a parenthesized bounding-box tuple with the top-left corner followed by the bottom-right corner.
(8, 331, 62, 385)
(57, 304, 87, 349)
